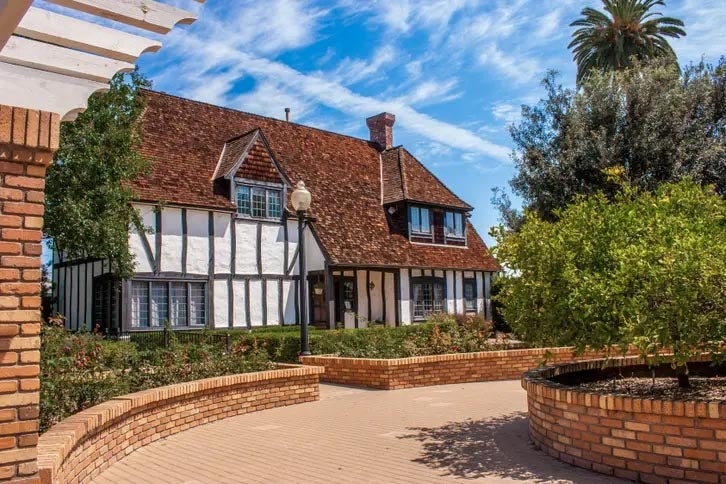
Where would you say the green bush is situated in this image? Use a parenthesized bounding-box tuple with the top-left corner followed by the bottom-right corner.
(40, 323, 273, 433)
(493, 180, 726, 387)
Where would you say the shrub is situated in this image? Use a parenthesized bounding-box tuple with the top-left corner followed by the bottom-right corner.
(40, 323, 273, 432)
(493, 180, 726, 388)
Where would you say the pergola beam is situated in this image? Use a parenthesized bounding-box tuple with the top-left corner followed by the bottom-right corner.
(0, 0, 32, 49)
(44, 0, 201, 34)
(16, 7, 162, 63)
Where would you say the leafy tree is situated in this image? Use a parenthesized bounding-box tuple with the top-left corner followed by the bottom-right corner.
(44, 71, 150, 278)
(492, 179, 726, 388)
(569, 0, 686, 84)
(499, 59, 726, 227)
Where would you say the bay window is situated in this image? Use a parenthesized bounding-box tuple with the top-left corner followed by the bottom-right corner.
(130, 280, 207, 328)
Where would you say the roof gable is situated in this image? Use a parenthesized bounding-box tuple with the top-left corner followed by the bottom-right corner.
(212, 129, 287, 186)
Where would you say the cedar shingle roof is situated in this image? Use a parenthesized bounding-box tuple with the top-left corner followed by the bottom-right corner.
(213, 129, 258, 179)
(134, 90, 499, 271)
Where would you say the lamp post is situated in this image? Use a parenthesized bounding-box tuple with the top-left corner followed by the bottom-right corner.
(290, 181, 312, 356)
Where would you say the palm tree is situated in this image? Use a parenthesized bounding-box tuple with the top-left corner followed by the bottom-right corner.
(569, 0, 686, 84)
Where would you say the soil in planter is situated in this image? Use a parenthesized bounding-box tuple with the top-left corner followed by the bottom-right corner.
(553, 361, 726, 401)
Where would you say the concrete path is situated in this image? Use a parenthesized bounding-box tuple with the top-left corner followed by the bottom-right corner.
(91, 381, 625, 484)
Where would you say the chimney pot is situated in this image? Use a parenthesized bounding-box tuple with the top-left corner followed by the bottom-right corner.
(285, 107, 291, 122)
(366, 112, 395, 150)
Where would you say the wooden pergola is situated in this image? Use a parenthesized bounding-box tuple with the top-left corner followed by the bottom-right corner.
(0, 0, 205, 120)
(0, 2, 204, 482)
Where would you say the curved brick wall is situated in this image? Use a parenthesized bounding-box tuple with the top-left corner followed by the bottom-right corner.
(300, 346, 641, 390)
(36, 365, 323, 484)
(522, 356, 726, 483)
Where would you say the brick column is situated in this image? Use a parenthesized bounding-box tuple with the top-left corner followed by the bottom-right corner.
(0, 106, 59, 484)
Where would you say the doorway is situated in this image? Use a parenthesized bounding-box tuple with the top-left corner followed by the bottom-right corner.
(308, 272, 327, 328)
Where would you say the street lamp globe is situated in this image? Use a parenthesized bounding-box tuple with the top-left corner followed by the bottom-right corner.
(290, 181, 311, 212)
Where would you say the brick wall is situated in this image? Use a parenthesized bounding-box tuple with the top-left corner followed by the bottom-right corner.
(522, 356, 725, 483)
(299, 346, 641, 390)
(0, 106, 59, 484)
(37, 365, 323, 484)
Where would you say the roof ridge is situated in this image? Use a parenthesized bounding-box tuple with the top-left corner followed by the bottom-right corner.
(399, 146, 473, 211)
(141, 88, 377, 147)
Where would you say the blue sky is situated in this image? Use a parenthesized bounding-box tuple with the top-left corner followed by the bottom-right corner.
(46, 0, 726, 247)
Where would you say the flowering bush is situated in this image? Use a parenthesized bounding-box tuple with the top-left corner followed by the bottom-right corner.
(40, 321, 273, 432)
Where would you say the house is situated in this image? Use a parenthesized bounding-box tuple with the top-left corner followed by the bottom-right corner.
(52, 90, 500, 332)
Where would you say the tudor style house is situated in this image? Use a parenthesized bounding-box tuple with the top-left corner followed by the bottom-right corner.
(52, 90, 500, 332)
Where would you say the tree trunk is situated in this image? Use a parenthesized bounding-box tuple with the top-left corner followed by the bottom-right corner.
(676, 364, 691, 389)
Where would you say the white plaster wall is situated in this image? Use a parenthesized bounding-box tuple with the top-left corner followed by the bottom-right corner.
(261, 224, 285, 274)
(213, 279, 228, 329)
(304, 229, 325, 272)
(232, 280, 247, 328)
(476, 271, 485, 315)
(399, 269, 411, 325)
(128, 204, 154, 273)
(455, 271, 464, 314)
(446, 270, 455, 313)
(161, 208, 182, 273)
(282, 280, 296, 324)
(434, 270, 444, 278)
(235, 220, 257, 274)
(356, 270, 368, 327)
(344, 311, 356, 329)
(248, 280, 263, 326)
(266, 280, 280, 325)
(384, 272, 395, 327)
(411, 269, 422, 277)
(286, 220, 298, 275)
(370, 271, 383, 322)
(186, 209, 209, 275)
(213, 213, 232, 274)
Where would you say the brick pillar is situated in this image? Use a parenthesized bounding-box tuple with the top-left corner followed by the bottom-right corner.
(0, 106, 59, 484)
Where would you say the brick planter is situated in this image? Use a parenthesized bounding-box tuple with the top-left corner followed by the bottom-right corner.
(300, 346, 641, 390)
(36, 365, 323, 484)
(522, 356, 726, 483)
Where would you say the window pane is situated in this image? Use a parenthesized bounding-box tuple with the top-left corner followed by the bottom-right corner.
(189, 283, 206, 326)
(236, 186, 250, 215)
(464, 281, 475, 310)
(150, 282, 168, 327)
(170, 282, 187, 326)
(410, 206, 420, 232)
(131, 281, 148, 328)
(420, 208, 431, 233)
(455, 213, 463, 236)
(267, 189, 281, 218)
(433, 282, 445, 312)
(251, 187, 266, 217)
(412, 280, 445, 319)
(446, 212, 464, 237)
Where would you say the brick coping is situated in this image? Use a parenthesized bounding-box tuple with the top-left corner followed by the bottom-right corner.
(37, 365, 324, 483)
(521, 355, 726, 482)
(301, 345, 614, 366)
(520, 354, 725, 414)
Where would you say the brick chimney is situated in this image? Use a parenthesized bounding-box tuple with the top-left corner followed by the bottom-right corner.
(366, 112, 396, 150)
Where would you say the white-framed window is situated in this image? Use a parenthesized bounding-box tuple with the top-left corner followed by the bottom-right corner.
(409, 205, 432, 234)
(445, 211, 465, 238)
(237, 183, 283, 219)
(130, 280, 207, 328)
(412, 278, 445, 320)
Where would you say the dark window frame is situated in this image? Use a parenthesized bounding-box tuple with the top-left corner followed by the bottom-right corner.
(92, 274, 121, 332)
(129, 279, 208, 329)
(444, 211, 465, 239)
(235, 181, 284, 220)
(411, 276, 446, 321)
(463, 278, 476, 313)
(408, 205, 432, 236)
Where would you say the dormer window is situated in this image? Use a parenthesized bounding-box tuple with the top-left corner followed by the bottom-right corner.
(445, 211, 465, 238)
(409, 205, 431, 234)
(236, 183, 282, 219)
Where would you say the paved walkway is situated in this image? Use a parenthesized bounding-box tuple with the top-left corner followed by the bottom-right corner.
(91, 381, 625, 484)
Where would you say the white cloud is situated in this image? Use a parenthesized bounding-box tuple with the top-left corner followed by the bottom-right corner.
(162, 34, 512, 162)
(535, 10, 562, 40)
(491, 103, 521, 125)
(478, 44, 544, 85)
(395, 79, 461, 106)
(329, 45, 398, 85)
(232, 82, 315, 121)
